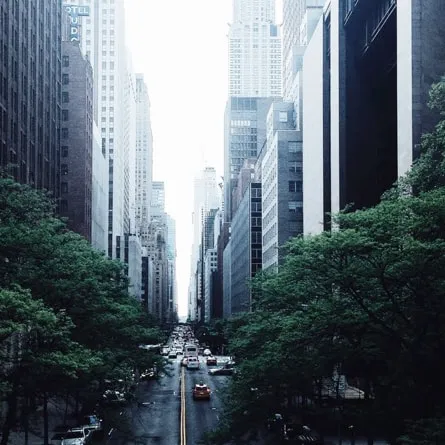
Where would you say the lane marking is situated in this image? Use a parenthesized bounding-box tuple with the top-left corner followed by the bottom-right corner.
(181, 366, 187, 445)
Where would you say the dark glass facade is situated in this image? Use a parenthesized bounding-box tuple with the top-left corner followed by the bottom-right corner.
(0, 0, 62, 199)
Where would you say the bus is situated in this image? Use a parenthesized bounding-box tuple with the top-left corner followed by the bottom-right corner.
(184, 344, 198, 358)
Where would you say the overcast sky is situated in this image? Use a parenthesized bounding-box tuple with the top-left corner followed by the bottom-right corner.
(125, 1, 282, 316)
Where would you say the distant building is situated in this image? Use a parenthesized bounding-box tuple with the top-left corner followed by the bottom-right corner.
(60, 42, 94, 242)
(224, 97, 278, 222)
(135, 75, 154, 240)
(189, 167, 220, 321)
(223, 239, 232, 318)
(230, 182, 262, 314)
(262, 102, 302, 271)
(229, 0, 282, 97)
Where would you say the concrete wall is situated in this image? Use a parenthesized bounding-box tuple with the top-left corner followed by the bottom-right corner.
(303, 16, 324, 236)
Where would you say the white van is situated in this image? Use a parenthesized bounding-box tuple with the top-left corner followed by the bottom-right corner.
(186, 356, 200, 370)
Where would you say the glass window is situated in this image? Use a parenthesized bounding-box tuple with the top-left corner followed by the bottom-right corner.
(62, 55, 69, 67)
(289, 181, 302, 193)
(279, 111, 288, 122)
(62, 110, 69, 121)
(61, 164, 68, 175)
(61, 146, 69, 157)
(288, 141, 301, 153)
(62, 74, 69, 85)
(62, 92, 69, 103)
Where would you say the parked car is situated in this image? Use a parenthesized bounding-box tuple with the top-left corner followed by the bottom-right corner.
(51, 432, 68, 445)
(140, 368, 156, 381)
(283, 423, 322, 444)
(206, 356, 217, 366)
(192, 383, 211, 400)
(168, 350, 177, 359)
(102, 389, 126, 406)
(203, 348, 212, 356)
(208, 363, 234, 376)
(181, 357, 188, 367)
(60, 429, 88, 445)
(161, 347, 170, 356)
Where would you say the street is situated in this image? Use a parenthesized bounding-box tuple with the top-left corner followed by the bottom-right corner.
(107, 355, 231, 445)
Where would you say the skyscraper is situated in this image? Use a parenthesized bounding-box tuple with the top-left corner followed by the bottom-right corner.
(189, 167, 220, 321)
(0, 0, 62, 199)
(64, 0, 133, 259)
(135, 75, 153, 242)
(229, 0, 282, 97)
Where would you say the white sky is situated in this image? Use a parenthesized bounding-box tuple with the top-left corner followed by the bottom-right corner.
(125, 1, 282, 317)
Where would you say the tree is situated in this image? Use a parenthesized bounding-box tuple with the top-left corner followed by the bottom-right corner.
(221, 78, 445, 443)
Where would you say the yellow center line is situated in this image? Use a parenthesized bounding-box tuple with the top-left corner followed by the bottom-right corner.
(181, 366, 187, 445)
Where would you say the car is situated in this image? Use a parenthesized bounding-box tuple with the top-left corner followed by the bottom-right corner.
(168, 351, 177, 359)
(208, 363, 234, 376)
(140, 368, 156, 381)
(51, 432, 69, 445)
(102, 389, 126, 406)
(192, 383, 211, 400)
(181, 357, 188, 367)
(206, 356, 217, 366)
(60, 429, 89, 445)
(161, 347, 170, 356)
(203, 348, 212, 356)
(283, 423, 322, 444)
(186, 356, 200, 370)
(175, 347, 183, 355)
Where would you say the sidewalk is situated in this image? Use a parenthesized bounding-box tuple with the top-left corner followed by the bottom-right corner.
(4, 397, 78, 445)
(324, 438, 389, 445)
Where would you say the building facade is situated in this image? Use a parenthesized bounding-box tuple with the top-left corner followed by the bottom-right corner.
(189, 167, 220, 321)
(60, 42, 93, 242)
(262, 102, 302, 271)
(230, 182, 262, 314)
(0, 0, 62, 198)
(224, 97, 277, 222)
(229, 0, 282, 97)
(303, 0, 445, 235)
(135, 74, 153, 240)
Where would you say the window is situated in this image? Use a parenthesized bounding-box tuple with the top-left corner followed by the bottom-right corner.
(62, 74, 69, 85)
(289, 181, 302, 193)
(61, 128, 69, 139)
(288, 141, 301, 153)
(252, 217, 262, 227)
(62, 92, 69, 103)
(279, 111, 288, 122)
(61, 182, 68, 193)
(62, 110, 69, 121)
(61, 164, 69, 175)
(62, 55, 69, 67)
(60, 200, 68, 212)
(288, 201, 303, 212)
(289, 161, 302, 172)
(62, 146, 69, 157)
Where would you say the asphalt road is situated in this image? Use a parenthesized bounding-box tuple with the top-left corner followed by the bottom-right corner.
(107, 355, 230, 445)
(183, 356, 230, 445)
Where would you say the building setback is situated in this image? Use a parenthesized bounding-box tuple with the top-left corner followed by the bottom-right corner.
(0, 0, 62, 198)
(60, 42, 93, 241)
